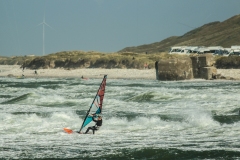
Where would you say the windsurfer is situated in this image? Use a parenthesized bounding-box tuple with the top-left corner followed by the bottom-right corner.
(84, 115, 102, 134)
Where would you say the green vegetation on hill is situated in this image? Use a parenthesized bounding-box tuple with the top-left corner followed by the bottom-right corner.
(22, 51, 190, 69)
(215, 56, 240, 69)
(0, 51, 239, 69)
(119, 15, 240, 53)
(0, 56, 36, 65)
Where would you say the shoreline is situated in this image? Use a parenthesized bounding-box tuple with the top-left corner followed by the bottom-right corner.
(0, 65, 240, 80)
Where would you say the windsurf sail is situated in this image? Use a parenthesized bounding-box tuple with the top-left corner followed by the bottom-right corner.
(78, 75, 107, 133)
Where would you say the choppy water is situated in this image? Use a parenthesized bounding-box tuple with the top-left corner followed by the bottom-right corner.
(0, 77, 240, 159)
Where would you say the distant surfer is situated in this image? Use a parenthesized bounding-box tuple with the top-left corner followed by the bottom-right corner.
(84, 115, 102, 134)
(81, 75, 88, 80)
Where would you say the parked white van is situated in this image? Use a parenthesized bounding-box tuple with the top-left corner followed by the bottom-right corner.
(169, 46, 199, 54)
(169, 46, 186, 54)
(227, 49, 240, 56)
(231, 46, 240, 50)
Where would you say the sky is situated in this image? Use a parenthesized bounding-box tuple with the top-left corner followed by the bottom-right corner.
(0, 0, 240, 57)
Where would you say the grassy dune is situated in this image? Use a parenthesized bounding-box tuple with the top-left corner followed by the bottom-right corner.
(0, 51, 239, 69)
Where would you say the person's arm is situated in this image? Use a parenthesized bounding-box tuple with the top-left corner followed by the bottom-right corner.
(92, 116, 97, 122)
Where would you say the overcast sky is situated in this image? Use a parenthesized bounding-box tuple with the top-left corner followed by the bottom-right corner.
(1, 0, 240, 57)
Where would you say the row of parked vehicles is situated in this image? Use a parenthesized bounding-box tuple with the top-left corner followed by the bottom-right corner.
(169, 46, 240, 56)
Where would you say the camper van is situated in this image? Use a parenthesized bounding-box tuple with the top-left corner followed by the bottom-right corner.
(186, 46, 202, 54)
(207, 46, 224, 55)
(184, 46, 199, 54)
(227, 49, 240, 56)
(195, 46, 224, 55)
(231, 46, 240, 50)
(169, 46, 186, 54)
(169, 46, 200, 54)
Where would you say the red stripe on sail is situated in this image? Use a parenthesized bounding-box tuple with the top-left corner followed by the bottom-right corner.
(97, 77, 106, 113)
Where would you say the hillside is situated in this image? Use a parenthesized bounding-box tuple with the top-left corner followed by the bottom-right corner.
(118, 15, 240, 53)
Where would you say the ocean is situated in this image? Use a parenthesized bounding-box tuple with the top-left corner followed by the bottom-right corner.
(0, 77, 240, 159)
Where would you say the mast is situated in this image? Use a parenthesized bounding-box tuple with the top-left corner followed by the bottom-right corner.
(78, 75, 107, 133)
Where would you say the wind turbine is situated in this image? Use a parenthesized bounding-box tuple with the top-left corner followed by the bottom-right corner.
(37, 13, 52, 56)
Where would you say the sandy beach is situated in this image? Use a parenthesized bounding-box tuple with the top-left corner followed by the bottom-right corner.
(216, 69, 240, 80)
(0, 65, 240, 80)
(0, 65, 156, 79)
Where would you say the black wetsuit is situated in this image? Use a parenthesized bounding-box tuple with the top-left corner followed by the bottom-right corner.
(85, 117, 102, 134)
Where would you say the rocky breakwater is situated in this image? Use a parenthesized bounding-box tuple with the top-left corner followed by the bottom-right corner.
(155, 54, 230, 81)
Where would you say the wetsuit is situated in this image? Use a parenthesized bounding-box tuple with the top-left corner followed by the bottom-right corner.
(85, 117, 102, 134)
